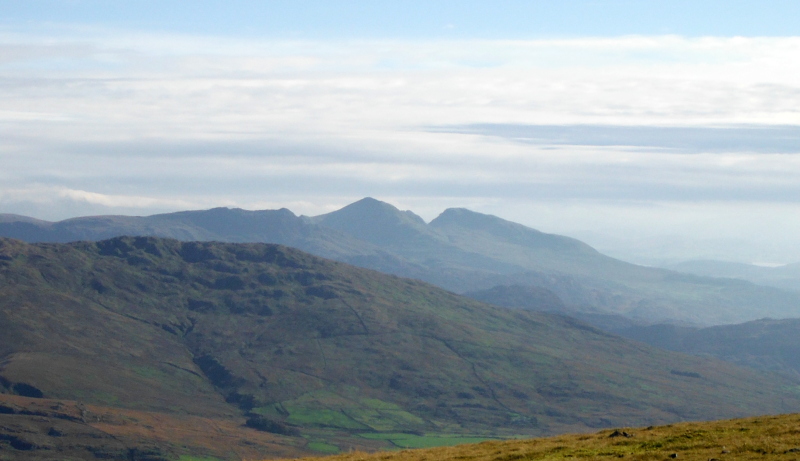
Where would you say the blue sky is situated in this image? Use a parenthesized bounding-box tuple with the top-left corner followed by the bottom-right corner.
(2, 1, 800, 265)
(3, 0, 800, 38)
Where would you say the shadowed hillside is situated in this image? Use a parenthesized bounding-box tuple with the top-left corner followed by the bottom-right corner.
(2, 237, 800, 459)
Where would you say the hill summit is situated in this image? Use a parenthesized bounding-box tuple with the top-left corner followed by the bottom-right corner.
(312, 197, 434, 247)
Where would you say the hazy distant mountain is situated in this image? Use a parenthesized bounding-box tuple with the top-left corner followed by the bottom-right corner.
(3, 237, 800, 459)
(667, 259, 800, 292)
(462, 284, 645, 332)
(2, 208, 361, 257)
(311, 197, 435, 248)
(3, 198, 800, 325)
(614, 318, 800, 379)
(430, 207, 596, 258)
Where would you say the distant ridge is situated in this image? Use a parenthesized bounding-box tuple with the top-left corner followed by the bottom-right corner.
(431, 207, 594, 254)
(0, 213, 50, 224)
(667, 259, 800, 292)
(2, 198, 800, 325)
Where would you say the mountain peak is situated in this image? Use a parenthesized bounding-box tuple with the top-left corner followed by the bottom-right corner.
(431, 207, 535, 233)
(336, 197, 424, 222)
(312, 198, 431, 246)
(350, 196, 385, 207)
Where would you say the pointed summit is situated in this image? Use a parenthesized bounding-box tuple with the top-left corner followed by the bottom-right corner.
(312, 197, 436, 247)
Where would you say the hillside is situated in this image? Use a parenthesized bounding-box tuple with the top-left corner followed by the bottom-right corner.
(0, 393, 308, 461)
(3, 199, 800, 326)
(467, 287, 800, 379)
(614, 318, 800, 379)
(292, 413, 800, 461)
(2, 237, 800, 459)
(463, 285, 567, 314)
(466, 286, 800, 380)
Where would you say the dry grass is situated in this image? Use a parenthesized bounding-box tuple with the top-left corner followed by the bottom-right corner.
(0, 394, 307, 460)
(289, 413, 800, 461)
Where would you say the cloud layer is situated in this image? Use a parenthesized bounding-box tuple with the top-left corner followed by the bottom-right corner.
(2, 28, 800, 263)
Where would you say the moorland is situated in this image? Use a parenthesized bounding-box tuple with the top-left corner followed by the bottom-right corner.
(2, 236, 800, 459)
(3, 199, 800, 460)
(293, 413, 800, 461)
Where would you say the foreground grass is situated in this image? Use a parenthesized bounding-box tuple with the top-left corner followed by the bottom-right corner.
(290, 413, 800, 461)
(357, 433, 496, 449)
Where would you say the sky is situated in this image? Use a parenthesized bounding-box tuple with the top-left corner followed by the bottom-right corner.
(2, 1, 800, 265)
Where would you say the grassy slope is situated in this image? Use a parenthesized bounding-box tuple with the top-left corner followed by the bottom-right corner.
(3, 236, 800, 458)
(0, 393, 314, 460)
(293, 413, 800, 461)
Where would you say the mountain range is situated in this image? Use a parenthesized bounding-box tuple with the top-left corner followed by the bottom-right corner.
(666, 259, 800, 292)
(3, 198, 800, 326)
(2, 236, 800, 460)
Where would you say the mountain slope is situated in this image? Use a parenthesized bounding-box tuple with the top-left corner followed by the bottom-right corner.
(426, 208, 800, 324)
(292, 413, 800, 461)
(3, 199, 800, 325)
(462, 284, 567, 313)
(2, 236, 800, 459)
(430, 207, 597, 258)
(614, 318, 800, 379)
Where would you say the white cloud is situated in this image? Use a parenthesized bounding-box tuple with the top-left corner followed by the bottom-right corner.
(2, 29, 800, 261)
(56, 188, 190, 209)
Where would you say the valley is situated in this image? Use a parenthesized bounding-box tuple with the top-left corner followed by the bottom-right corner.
(5, 5, 799, 461)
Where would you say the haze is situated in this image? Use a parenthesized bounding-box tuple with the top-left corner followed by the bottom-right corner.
(2, 0, 800, 265)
